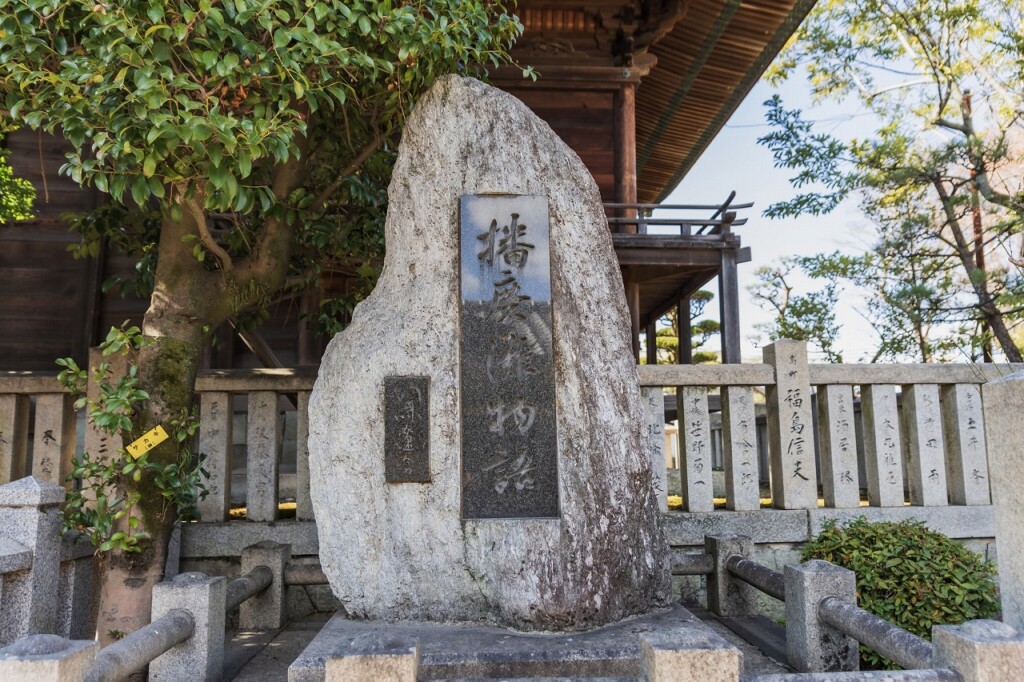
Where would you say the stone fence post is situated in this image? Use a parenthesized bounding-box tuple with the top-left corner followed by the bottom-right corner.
(148, 572, 227, 681)
(0, 477, 65, 645)
(0, 634, 98, 681)
(763, 340, 817, 509)
(705, 534, 757, 617)
(784, 560, 858, 673)
(57, 533, 99, 640)
(239, 541, 291, 630)
(982, 370, 1024, 633)
(933, 620, 1024, 681)
(640, 629, 740, 681)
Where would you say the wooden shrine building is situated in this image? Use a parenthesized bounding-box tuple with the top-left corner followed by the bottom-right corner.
(0, 0, 815, 371)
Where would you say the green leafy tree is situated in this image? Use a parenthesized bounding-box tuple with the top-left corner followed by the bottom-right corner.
(0, 124, 34, 222)
(748, 256, 844, 362)
(646, 290, 720, 364)
(0, 0, 521, 638)
(760, 0, 1024, 362)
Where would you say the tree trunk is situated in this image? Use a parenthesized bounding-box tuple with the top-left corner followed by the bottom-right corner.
(92, 149, 307, 647)
(95, 302, 209, 646)
(932, 177, 1023, 363)
(95, 207, 220, 647)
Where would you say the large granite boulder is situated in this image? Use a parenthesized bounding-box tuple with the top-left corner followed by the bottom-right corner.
(308, 75, 670, 630)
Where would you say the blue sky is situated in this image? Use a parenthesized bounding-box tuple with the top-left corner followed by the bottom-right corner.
(663, 79, 881, 362)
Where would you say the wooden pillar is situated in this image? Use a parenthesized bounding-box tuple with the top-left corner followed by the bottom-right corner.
(297, 291, 320, 366)
(73, 241, 105, 366)
(677, 298, 692, 365)
(645, 320, 658, 365)
(676, 298, 691, 447)
(614, 83, 637, 232)
(624, 269, 640, 360)
(718, 249, 741, 364)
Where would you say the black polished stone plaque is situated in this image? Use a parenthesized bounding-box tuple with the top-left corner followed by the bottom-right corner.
(459, 195, 558, 519)
(384, 376, 431, 483)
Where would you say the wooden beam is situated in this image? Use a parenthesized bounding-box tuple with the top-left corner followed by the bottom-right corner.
(612, 233, 741, 249)
(613, 84, 637, 233)
(718, 249, 741, 363)
(614, 249, 722, 267)
(646, 319, 658, 365)
(678, 298, 692, 365)
(644, 275, 717, 326)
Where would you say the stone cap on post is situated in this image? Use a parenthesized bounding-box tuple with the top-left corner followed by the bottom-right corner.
(0, 477, 65, 509)
(0, 634, 98, 681)
(933, 619, 1024, 682)
(640, 628, 741, 681)
(0, 536, 32, 574)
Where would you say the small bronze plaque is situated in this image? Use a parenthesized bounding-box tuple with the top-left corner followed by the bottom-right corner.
(384, 376, 431, 483)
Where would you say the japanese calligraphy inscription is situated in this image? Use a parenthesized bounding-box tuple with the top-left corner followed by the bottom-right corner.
(901, 383, 947, 506)
(816, 384, 860, 508)
(861, 384, 905, 507)
(460, 195, 558, 519)
(384, 376, 431, 483)
(764, 340, 818, 509)
(641, 387, 668, 512)
(721, 386, 760, 511)
(940, 384, 991, 505)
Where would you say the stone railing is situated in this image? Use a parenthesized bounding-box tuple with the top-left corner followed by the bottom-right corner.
(702, 533, 1024, 680)
(3, 340, 1022, 566)
(641, 339, 1023, 554)
(0, 478, 97, 647)
(0, 540, 291, 681)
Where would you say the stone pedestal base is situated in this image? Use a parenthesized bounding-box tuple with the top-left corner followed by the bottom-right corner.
(288, 604, 740, 681)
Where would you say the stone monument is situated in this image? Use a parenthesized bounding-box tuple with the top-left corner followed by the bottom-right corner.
(308, 74, 670, 631)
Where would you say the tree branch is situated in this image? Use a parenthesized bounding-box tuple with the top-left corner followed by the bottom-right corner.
(934, 117, 967, 134)
(183, 197, 234, 272)
(309, 133, 382, 213)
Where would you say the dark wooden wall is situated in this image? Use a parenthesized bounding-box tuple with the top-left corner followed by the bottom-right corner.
(0, 130, 326, 371)
(1, 88, 618, 371)
(505, 88, 616, 202)
(0, 129, 107, 370)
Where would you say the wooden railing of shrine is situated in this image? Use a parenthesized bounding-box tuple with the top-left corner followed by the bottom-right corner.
(0, 340, 1017, 561)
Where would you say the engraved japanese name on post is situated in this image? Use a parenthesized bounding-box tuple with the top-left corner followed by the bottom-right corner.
(459, 195, 558, 519)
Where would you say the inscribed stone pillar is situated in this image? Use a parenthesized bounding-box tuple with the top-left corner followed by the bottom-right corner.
(679, 386, 713, 512)
(197, 391, 232, 522)
(721, 386, 759, 511)
(763, 340, 817, 509)
(982, 371, 1024, 632)
(84, 348, 126, 469)
(642, 387, 668, 513)
(816, 385, 859, 508)
(860, 385, 905, 507)
(901, 384, 948, 506)
(308, 75, 670, 630)
(0, 395, 28, 484)
(941, 384, 990, 506)
(31, 394, 75, 488)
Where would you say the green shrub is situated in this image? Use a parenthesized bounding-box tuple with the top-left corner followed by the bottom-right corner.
(801, 517, 999, 669)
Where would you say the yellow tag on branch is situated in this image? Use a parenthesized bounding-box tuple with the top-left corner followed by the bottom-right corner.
(126, 425, 170, 459)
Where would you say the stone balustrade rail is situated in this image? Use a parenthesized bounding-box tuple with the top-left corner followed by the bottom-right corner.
(0, 535, 291, 682)
(1, 341, 1020, 566)
(705, 533, 1024, 679)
